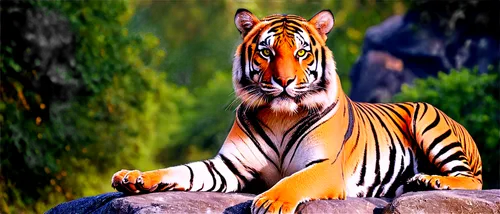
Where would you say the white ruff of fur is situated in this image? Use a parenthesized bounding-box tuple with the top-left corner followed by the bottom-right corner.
(300, 59, 338, 111)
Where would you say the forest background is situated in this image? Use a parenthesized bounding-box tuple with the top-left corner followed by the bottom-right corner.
(1, 0, 498, 213)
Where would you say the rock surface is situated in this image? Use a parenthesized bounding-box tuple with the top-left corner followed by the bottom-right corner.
(385, 189, 500, 214)
(47, 190, 499, 214)
(350, 13, 500, 102)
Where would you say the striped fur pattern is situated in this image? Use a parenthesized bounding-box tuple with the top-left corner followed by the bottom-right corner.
(112, 9, 482, 214)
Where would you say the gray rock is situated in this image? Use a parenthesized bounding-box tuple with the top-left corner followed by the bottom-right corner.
(297, 197, 389, 214)
(384, 190, 500, 214)
(47, 190, 500, 214)
(350, 13, 500, 102)
(46, 192, 253, 214)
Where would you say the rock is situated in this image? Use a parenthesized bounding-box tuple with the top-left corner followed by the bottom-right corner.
(297, 197, 389, 214)
(46, 192, 125, 214)
(47, 190, 499, 213)
(385, 190, 500, 214)
(47, 192, 253, 214)
(349, 1, 500, 102)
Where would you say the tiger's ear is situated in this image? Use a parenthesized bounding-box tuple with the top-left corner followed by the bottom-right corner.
(309, 10, 335, 39)
(235, 8, 260, 38)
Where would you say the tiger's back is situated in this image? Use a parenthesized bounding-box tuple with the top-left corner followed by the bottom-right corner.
(341, 100, 482, 198)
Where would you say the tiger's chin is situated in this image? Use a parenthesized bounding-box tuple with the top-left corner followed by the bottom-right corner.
(269, 97, 299, 113)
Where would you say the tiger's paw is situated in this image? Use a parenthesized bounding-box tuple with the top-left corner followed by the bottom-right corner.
(251, 192, 300, 214)
(407, 174, 450, 190)
(111, 169, 166, 194)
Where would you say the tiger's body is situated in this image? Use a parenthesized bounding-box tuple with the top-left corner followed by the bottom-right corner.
(112, 9, 482, 214)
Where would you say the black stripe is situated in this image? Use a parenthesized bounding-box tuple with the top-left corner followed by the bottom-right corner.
(268, 18, 286, 26)
(367, 107, 397, 197)
(318, 47, 327, 88)
(246, 115, 280, 157)
(443, 165, 471, 174)
(237, 107, 280, 170)
(418, 103, 429, 121)
(412, 103, 421, 139)
(209, 161, 227, 192)
(395, 103, 412, 116)
(283, 19, 303, 27)
(196, 183, 204, 192)
(376, 141, 396, 197)
(356, 143, 368, 186)
(374, 104, 410, 140)
(343, 99, 355, 143)
(431, 142, 462, 164)
(385, 148, 406, 197)
(382, 104, 406, 122)
(422, 108, 441, 135)
(437, 151, 467, 169)
(290, 119, 329, 163)
(280, 113, 311, 146)
(366, 107, 382, 197)
(305, 158, 329, 167)
(185, 165, 194, 191)
(203, 161, 217, 191)
(238, 43, 252, 86)
(309, 35, 316, 46)
(426, 130, 452, 156)
(311, 49, 319, 79)
(281, 100, 337, 164)
(362, 105, 381, 197)
(331, 98, 355, 164)
(219, 154, 247, 191)
(348, 124, 361, 157)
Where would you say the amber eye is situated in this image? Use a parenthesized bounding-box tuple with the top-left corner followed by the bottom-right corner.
(261, 48, 272, 57)
(297, 49, 306, 57)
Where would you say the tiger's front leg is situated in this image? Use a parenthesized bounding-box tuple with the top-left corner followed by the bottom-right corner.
(111, 157, 240, 194)
(252, 160, 346, 214)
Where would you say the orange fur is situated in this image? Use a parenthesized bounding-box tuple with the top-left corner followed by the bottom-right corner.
(112, 9, 482, 214)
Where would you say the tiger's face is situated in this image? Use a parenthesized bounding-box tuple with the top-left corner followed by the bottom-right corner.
(233, 9, 338, 113)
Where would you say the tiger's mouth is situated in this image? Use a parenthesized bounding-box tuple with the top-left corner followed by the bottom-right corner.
(264, 87, 311, 113)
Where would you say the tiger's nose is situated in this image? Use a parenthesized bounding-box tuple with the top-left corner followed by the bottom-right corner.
(273, 76, 296, 87)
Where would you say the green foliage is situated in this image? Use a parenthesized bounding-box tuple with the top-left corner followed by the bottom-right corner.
(393, 67, 500, 189)
(129, 0, 408, 93)
(160, 71, 236, 165)
(1, 1, 191, 213)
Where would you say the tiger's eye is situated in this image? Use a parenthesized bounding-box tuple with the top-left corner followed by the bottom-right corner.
(262, 49, 271, 57)
(297, 49, 306, 57)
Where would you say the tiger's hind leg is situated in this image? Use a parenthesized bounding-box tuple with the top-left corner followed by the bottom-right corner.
(408, 103, 482, 191)
(408, 173, 482, 190)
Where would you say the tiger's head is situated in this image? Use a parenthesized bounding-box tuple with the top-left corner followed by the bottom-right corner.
(233, 9, 339, 113)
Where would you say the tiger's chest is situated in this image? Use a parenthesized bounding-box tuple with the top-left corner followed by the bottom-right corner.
(249, 110, 332, 187)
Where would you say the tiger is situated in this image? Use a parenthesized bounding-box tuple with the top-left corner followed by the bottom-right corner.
(111, 9, 482, 214)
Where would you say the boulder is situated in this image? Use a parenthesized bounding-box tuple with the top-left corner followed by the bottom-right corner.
(384, 189, 500, 214)
(350, 13, 500, 102)
(47, 190, 500, 213)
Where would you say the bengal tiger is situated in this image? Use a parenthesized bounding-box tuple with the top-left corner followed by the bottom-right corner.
(111, 9, 482, 214)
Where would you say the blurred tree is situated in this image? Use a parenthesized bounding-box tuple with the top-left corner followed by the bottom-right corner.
(393, 67, 500, 189)
(159, 71, 235, 165)
(129, 0, 408, 92)
(1, 0, 191, 212)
